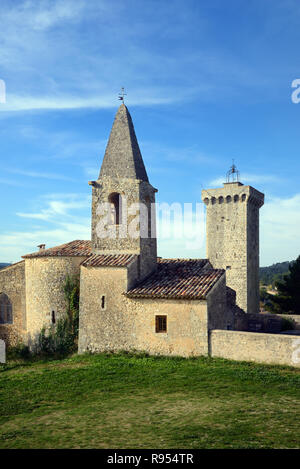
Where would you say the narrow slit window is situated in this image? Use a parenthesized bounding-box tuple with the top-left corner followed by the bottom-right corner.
(101, 295, 105, 310)
(145, 196, 152, 238)
(51, 311, 56, 324)
(156, 315, 167, 333)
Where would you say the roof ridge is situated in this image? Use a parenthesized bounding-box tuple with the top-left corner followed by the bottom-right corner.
(81, 253, 137, 267)
(158, 257, 209, 262)
(22, 240, 91, 259)
(0, 260, 25, 271)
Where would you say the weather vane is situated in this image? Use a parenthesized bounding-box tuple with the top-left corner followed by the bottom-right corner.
(118, 87, 127, 103)
(226, 159, 240, 183)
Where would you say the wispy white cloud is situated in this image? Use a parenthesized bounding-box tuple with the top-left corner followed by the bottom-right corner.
(23, 0, 87, 31)
(16, 194, 90, 221)
(0, 225, 90, 263)
(0, 192, 91, 261)
(0, 0, 289, 116)
(141, 141, 217, 169)
(1, 0, 87, 32)
(158, 192, 300, 264)
(7, 126, 105, 164)
(157, 203, 206, 258)
(0, 177, 27, 187)
(260, 193, 300, 265)
(6, 168, 75, 181)
(0, 93, 178, 113)
(0, 0, 186, 112)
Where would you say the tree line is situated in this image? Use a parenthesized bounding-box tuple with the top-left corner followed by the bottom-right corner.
(260, 256, 300, 315)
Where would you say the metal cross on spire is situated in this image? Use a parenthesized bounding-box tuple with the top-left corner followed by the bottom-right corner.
(118, 87, 127, 103)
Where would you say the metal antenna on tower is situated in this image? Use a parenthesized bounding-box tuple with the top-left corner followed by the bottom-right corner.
(226, 159, 240, 183)
(118, 87, 127, 103)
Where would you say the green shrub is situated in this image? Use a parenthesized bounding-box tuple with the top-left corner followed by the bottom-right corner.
(35, 318, 78, 357)
(7, 343, 31, 359)
(281, 317, 296, 331)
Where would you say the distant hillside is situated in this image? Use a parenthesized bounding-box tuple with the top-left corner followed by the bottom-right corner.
(260, 261, 292, 286)
(0, 263, 10, 270)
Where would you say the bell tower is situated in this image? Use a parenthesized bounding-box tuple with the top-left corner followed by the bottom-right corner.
(202, 164, 264, 314)
(90, 103, 157, 280)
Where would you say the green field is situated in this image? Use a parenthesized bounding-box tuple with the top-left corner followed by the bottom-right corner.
(0, 353, 299, 449)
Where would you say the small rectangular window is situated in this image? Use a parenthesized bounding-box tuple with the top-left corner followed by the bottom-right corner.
(0, 305, 5, 324)
(156, 315, 167, 333)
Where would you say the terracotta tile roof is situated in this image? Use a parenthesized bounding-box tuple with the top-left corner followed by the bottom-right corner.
(81, 253, 137, 267)
(22, 240, 92, 259)
(126, 258, 224, 300)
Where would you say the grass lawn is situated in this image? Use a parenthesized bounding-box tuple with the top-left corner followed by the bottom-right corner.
(0, 353, 299, 449)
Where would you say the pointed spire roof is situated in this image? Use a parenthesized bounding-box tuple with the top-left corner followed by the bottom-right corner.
(99, 104, 149, 182)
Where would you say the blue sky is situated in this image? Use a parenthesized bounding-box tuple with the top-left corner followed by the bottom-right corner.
(0, 0, 300, 266)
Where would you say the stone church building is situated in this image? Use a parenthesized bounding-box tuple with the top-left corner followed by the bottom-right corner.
(4, 103, 295, 365)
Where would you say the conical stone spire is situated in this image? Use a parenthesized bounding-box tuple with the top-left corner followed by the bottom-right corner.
(99, 104, 149, 182)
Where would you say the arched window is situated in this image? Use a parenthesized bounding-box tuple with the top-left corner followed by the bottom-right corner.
(108, 192, 122, 225)
(0, 293, 13, 324)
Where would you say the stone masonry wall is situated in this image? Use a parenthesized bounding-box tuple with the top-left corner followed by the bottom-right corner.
(247, 198, 260, 314)
(210, 329, 300, 367)
(0, 261, 26, 347)
(25, 256, 86, 344)
(139, 180, 157, 280)
(207, 274, 234, 332)
(202, 183, 264, 314)
(78, 265, 209, 357)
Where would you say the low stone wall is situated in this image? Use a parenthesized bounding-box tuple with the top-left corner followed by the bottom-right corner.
(234, 311, 283, 333)
(269, 314, 300, 330)
(210, 329, 300, 367)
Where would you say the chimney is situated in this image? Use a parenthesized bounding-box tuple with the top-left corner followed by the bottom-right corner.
(37, 244, 46, 251)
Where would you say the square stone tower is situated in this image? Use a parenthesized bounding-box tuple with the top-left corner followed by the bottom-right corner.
(90, 103, 157, 281)
(201, 181, 264, 314)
